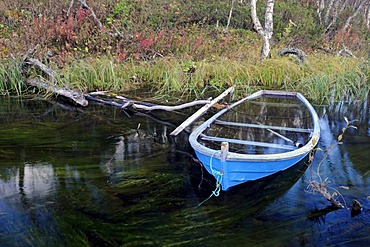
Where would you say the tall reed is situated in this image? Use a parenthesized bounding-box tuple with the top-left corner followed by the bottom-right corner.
(0, 60, 25, 95)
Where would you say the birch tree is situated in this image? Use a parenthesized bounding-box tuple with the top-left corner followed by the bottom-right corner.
(250, 0, 275, 60)
(316, 0, 368, 35)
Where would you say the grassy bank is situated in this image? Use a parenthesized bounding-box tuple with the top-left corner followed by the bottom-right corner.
(0, 0, 369, 103)
(1, 50, 369, 104)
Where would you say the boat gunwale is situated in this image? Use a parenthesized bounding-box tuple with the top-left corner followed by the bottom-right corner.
(189, 90, 320, 162)
(199, 134, 297, 150)
(213, 120, 313, 133)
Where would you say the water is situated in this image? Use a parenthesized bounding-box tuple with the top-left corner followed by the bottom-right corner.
(0, 97, 369, 246)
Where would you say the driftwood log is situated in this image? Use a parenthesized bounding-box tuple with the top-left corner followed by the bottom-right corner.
(86, 92, 215, 111)
(27, 78, 88, 107)
(18, 45, 231, 120)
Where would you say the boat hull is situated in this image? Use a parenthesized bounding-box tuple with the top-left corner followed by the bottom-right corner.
(189, 90, 320, 191)
(194, 150, 307, 191)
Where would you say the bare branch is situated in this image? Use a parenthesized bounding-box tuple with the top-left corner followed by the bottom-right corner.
(76, 0, 103, 28)
(67, 0, 75, 17)
(336, 47, 356, 58)
(340, 0, 366, 33)
(308, 181, 344, 208)
(26, 78, 88, 106)
(316, 0, 325, 25)
(87, 91, 215, 111)
(323, 0, 335, 25)
(226, 0, 235, 30)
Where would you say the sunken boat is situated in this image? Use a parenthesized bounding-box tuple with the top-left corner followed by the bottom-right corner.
(189, 90, 320, 191)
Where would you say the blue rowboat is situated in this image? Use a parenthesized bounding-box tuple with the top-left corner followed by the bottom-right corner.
(189, 90, 320, 191)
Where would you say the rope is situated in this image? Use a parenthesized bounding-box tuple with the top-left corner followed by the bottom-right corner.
(197, 151, 223, 207)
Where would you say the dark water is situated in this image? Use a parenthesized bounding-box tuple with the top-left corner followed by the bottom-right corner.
(0, 96, 369, 246)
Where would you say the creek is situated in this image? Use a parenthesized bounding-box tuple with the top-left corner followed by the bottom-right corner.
(0, 96, 369, 246)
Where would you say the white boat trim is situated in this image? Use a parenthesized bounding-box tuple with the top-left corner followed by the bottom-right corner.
(189, 90, 320, 162)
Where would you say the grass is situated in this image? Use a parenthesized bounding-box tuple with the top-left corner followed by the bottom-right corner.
(0, 48, 368, 103)
(0, 60, 25, 95)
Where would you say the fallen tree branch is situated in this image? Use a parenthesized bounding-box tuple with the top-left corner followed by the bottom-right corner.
(67, 0, 75, 17)
(20, 45, 57, 82)
(77, 0, 102, 28)
(20, 45, 88, 106)
(170, 87, 234, 136)
(308, 180, 343, 208)
(336, 47, 356, 58)
(27, 78, 88, 106)
(26, 58, 57, 81)
(87, 92, 213, 111)
(19, 46, 226, 112)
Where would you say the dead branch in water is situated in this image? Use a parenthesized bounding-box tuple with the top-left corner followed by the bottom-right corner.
(18, 45, 229, 114)
(87, 91, 213, 111)
(307, 117, 357, 209)
(308, 180, 343, 208)
(27, 78, 88, 107)
(19, 45, 88, 106)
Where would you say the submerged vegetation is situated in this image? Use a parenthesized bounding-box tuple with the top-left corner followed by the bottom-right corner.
(0, 0, 369, 102)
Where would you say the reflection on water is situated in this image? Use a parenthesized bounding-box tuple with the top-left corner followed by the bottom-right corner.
(202, 96, 313, 155)
(0, 97, 369, 246)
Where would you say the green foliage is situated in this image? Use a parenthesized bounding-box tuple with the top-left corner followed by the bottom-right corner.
(106, 0, 133, 27)
(274, 0, 324, 45)
(0, 60, 25, 95)
(296, 57, 369, 103)
(0, 0, 368, 102)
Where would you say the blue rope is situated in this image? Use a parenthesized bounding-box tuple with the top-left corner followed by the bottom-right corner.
(197, 151, 223, 207)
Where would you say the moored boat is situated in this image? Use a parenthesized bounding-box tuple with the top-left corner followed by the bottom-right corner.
(189, 90, 320, 191)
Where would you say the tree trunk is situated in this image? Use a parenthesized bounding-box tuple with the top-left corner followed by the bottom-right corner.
(226, 0, 236, 30)
(250, 0, 275, 60)
(340, 0, 366, 33)
(316, 0, 325, 25)
(366, 4, 370, 28)
(261, 35, 271, 59)
(323, 0, 335, 25)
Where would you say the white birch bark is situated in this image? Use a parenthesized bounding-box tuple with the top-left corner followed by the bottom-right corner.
(340, 0, 366, 33)
(325, 0, 343, 32)
(226, 0, 235, 30)
(324, 0, 335, 25)
(250, 0, 275, 60)
(366, 4, 370, 28)
(316, 0, 325, 25)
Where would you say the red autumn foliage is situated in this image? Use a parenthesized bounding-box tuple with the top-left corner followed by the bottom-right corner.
(77, 7, 89, 23)
(139, 38, 154, 49)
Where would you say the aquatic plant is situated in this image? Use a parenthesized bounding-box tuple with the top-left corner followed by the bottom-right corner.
(306, 117, 358, 209)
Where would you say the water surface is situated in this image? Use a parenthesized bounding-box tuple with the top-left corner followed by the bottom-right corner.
(0, 97, 369, 246)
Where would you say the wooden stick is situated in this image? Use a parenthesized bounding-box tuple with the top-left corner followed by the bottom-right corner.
(27, 78, 88, 106)
(88, 91, 212, 111)
(170, 87, 234, 136)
